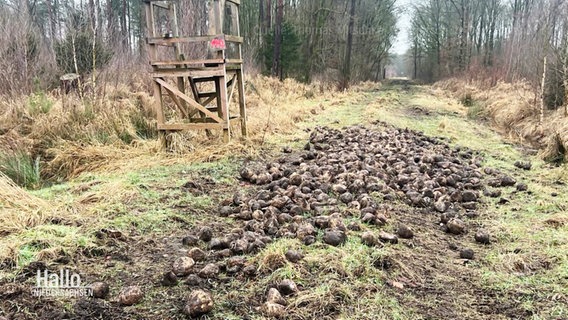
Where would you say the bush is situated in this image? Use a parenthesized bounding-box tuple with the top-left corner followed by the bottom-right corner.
(466, 103, 486, 120)
(0, 151, 41, 189)
(262, 21, 304, 80)
(54, 32, 113, 75)
(460, 92, 473, 107)
(27, 92, 54, 116)
(131, 113, 157, 140)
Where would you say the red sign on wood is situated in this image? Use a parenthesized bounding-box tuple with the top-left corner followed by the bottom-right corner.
(210, 37, 226, 50)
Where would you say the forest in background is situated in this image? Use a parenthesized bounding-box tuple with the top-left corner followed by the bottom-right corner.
(409, 0, 568, 112)
(0, 0, 399, 96)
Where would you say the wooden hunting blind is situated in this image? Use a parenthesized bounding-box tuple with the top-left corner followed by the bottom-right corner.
(143, 0, 247, 144)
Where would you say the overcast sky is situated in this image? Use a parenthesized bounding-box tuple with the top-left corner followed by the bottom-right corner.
(391, 0, 413, 55)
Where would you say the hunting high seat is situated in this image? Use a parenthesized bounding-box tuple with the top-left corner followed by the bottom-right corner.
(143, 0, 247, 145)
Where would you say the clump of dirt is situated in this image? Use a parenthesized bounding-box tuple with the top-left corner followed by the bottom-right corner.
(181, 176, 217, 196)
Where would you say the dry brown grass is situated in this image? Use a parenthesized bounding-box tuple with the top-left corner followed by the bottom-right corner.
(435, 78, 568, 161)
(0, 172, 50, 234)
(0, 75, 339, 183)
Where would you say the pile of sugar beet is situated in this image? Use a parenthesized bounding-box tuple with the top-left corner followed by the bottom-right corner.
(170, 124, 529, 317)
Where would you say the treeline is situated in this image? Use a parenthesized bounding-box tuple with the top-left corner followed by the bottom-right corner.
(0, 0, 399, 96)
(240, 0, 398, 85)
(409, 0, 568, 110)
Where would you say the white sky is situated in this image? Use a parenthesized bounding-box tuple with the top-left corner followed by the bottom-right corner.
(391, 0, 413, 55)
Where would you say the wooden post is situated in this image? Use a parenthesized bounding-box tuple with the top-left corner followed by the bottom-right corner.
(540, 56, 547, 127)
(153, 79, 166, 148)
(170, 2, 188, 116)
(563, 45, 568, 117)
(237, 69, 247, 137)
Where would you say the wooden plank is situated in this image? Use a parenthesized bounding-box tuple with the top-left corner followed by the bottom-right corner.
(152, 69, 224, 78)
(144, 4, 157, 61)
(188, 95, 217, 118)
(225, 35, 243, 43)
(164, 88, 188, 118)
(227, 74, 237, 108)
(189, 115, 237, 123)
(193, 76, 218, 83)
(225, 64, 242, 71)
(201, 95, 217, 106)
(158, 123, 224, 131)
(152, 79, 166, 148)
(226, 76, 235, 87)
(149, 3, 156, 37)
(209, 0, 221, 35)
(214, 76, 223, 119)
(198, 91, 217, 98)
(237, 68, 247, 137)
(217, 71, 231, 142)
(147, 35, 217, 44)
(218, 0, 225, 34)
(235, 0, 242, 61)
(155, 78, 224, 123)
(225, 59, 243, 65)
(151, 2, 169, 9)
(150, 59, 224, 66)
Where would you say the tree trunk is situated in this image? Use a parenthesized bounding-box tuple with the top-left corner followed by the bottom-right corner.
(271, 0, 283, 78)
(564, 47, 568, 117)
(259, 0, 265, 42)
(121, 0, 129, 48)
(45, 0, 56, 40)
(341, 0, 356, 90)
(540, 56, 547, 126)
(266, 0, 272, 30)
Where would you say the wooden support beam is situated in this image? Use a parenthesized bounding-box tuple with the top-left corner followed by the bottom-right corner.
(201, 95, 217, 107)
(225, 59, 243, 65)
(187, 95, 217, 118)
(152, 79, 166, 147)
(192, 76, 218, 83)
(146, 35, 242, 45)
(150, 59, 224, 66)
(152, 68, 224, 78)
(164, 88, 188, 118)
(198, 91, 217, 99)
(151, 1, 169, 9)
(227, 74, 237, 109)
(225, 35, 243, 43)
(237, 68, 247, 137)
(217, 72, 231, 142)
(158, 123, 224, 131)
(155, 78, 224, 123)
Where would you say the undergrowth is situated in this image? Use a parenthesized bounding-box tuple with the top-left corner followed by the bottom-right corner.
(0, 150, 41, 189)
(0, 75, 340, 188)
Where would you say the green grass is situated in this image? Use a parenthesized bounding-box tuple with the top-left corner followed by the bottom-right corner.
(0, 150, 41, 189)
(27, 91, 54, 115)
(246, 235, 414, 319)
(15, 225, 96, 268)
